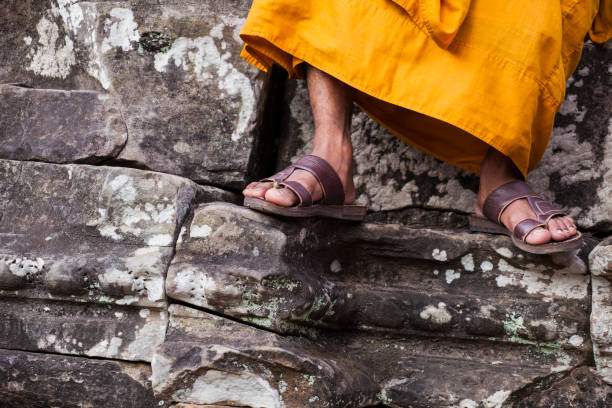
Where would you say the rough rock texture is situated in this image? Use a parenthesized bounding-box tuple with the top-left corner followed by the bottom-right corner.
(279, 42, 612, 231)
(0, 159, 202, 308)
(0, 1, 610, 407)
(0, 0, 270, 189)
(590, 236, 612, 279)
(591, 238, 612, 384)
(0, 84, 127, 163)
(0, 159, 233, 362)
(154, 305, 378, 408)
(0, 348, 162, 407)
(511, 366, 612, 408)
(167, 203, 590, 345)
(162, 202, 592, 406)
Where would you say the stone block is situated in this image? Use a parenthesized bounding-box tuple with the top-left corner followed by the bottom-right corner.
(511, 366, 612, 408)
(167, 202, 591, 357)
(279, 42, 612, 231)
(0, 84, 127, 163)
(109, 0, 267, 189)
(153, 305, 379, 408)
(0, 298, 166, 362)
(0, 348, 163, 407)
(153, 304, 590, 408)
(1, 0, 269, 188)
(590, 237, 612, 279)
(592, 276, 612, 384)
(0, 0, 101, 89)
(0, 159, 228, 308)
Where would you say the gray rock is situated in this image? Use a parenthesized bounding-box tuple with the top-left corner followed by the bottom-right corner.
(0, 85, 127, 163)
(167, 202, 591, 358)
(153, 305, 379, 408)
(590, 237, 612, 279)
(279, 42, 612, 231)
(592, 276, 612, 384)
(154, 304, 591, 408)
(0, 0, 102, 90)
(108, 0, 267, 189)
(0, 160, 235, 310)
(1, 0, 269, 189)
(510, 366, 612, 408)
(0, 298, 166, 361)
(590, 237, 612, 384)
(0, 348, 162, 407)
(170, 405, 236, 408)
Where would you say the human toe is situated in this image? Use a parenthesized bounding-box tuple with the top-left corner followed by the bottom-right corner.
(243, 181, 273, 198)
(548, 216, 577, 241)
(264, 185, 299, 207)
(524, 227, 552, 245)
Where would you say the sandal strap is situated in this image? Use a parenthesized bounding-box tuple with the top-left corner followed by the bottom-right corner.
(260, 165, 296, 184)
(281, 180, 313, 207)
(482, 180, 537, 224)
(483, 180, 570, 241)
(525, 196, 566, 224)
(292, 155, 345, 205)
(257, 155, 345, 206)
(514, 219, 546, 242)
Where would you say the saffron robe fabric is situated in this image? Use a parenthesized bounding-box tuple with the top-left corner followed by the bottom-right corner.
(239, 0, 612, 176)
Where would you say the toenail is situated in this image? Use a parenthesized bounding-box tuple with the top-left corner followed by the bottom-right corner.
(556, 229, 563, 233)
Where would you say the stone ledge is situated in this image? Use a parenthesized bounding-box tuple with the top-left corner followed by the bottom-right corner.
(0, 159, 235, 308)
(0, 298, 166, 362)
(0, 85, 127, 164)
(167, 202, 590, 353)
(0, 348, 163, 407)
(151, 304, 591, 408)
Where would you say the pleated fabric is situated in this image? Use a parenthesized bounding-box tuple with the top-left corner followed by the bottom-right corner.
(240, 0, 611, 176)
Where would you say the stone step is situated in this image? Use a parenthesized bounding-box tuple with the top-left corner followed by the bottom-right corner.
(590, 237, 612, 384)
(0, 85, 127, 164)
(0, 298, 166, 362)
(0, 159, 235, 309)
(167, 202, 590, 353)
(0, 348, 163, 407)
(152, 304, 592, 408)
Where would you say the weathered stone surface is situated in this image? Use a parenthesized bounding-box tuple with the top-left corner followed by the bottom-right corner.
(279, 42, 612, 231)
(0, 0, 102, 89)
(1, 0, 269, 188)
(0, 348, 163, 407)
(1, 1, 609, 406)
(168, 202, 590, 357)
(153, 305, 591, 408)
(108, 0, 267, 189)
(0, 298, 166, 361)
(171, 405, 245, 408)
(510, 366, 612, 408)
(590, 236, 612, 279)
(0, 159, 233, 308)
(153, 305, 379, 408)
(592, 276, 612, 385)
(0, 84, 127, 163)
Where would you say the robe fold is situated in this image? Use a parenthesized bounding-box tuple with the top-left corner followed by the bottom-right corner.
(240, 0, 611, 176)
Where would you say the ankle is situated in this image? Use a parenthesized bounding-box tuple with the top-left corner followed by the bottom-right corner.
(477, 148, 524, 206)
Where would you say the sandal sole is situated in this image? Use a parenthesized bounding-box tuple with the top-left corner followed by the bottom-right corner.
(469, 215, 583, 254)
(244, 197, 367, 221)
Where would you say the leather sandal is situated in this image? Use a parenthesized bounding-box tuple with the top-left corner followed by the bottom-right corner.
(469, 180, 583, 254)
(243, 154, 367, 221)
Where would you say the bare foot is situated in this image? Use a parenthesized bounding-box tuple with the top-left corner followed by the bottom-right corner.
(477, 149, 577, 245)
(243, 63, 356, 207)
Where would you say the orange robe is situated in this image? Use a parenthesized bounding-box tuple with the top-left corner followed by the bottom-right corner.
(240, 0, 612, 176)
